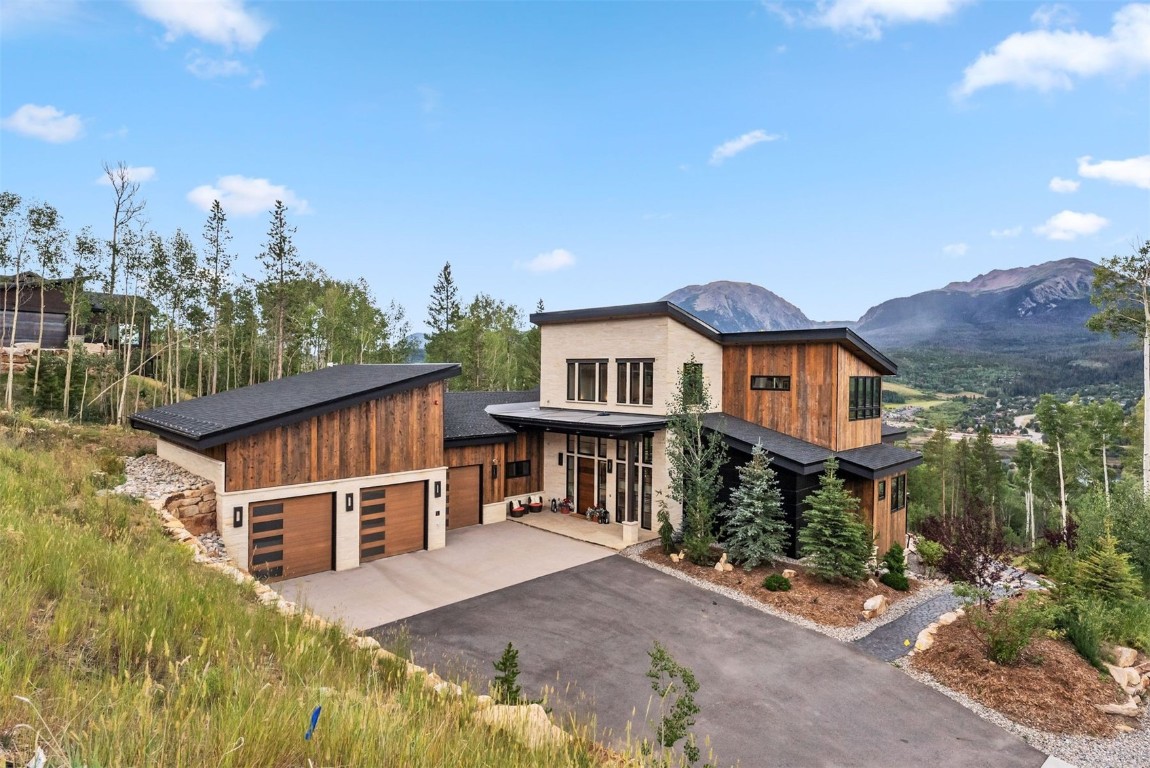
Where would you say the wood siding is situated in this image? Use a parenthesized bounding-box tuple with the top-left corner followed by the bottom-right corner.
(442, 430, 544, 504)
(722, 342, 882, 451)
(217, 381, 445, 492)
(835, 346, 883, 451)
(846, 473, 906, 555)
(722, 343, 837, 448)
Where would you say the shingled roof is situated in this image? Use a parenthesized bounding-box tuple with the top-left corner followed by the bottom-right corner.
(131, 363, 460, 449)
(444, 390, 539, 443)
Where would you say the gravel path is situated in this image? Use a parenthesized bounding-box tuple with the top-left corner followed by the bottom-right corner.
(853, 591, 963, 660)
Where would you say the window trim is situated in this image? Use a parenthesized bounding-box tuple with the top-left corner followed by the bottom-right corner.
(616, 358, 655, 406)
(848, 375, 882, 421)
(750, 375, 791, 391)
(890, 474, 907, 512)
(567, 359, 608, 403)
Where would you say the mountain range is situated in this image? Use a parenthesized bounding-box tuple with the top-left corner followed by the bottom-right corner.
(660, 258, 1136, 394)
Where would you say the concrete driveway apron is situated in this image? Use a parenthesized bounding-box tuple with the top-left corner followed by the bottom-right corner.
(372, 556, 1047, 768)
(274, 521, 614, 629)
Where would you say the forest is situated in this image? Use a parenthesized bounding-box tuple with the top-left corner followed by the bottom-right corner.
(0, 167, 540, 424)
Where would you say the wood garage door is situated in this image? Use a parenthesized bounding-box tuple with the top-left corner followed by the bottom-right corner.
(248, 493, 333, 582)
(359, 481, 426, 563)
(447, 465, 481, 530)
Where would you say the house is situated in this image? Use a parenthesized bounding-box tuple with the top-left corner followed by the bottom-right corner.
(493, 301, 921, 555)
(130, 365, 543, 581)
(1, 271, 152, 349)
(130, 299, 918, 581)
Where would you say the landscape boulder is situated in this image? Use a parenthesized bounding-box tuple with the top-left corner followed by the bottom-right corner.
(937, 612, 959, 626)
(1109, 645, 1139, 668)
(861, 594, 889, 620)
(473, 703, 571, 750)
(782, 569, 796, 579)
(914, 628, 934, 651)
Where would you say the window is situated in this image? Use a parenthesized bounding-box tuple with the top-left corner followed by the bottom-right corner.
(877, 480, 887, 501)
(849, 376, 882, 420)
(617, 360, 654, 405)
(682, 362, 704, 406)
(577, 435, 596, 455)
(505, 460, 531, 479)
(567, 360, 608, 402)
(891, 474, 907, 512)
(751, 375, 790, 391)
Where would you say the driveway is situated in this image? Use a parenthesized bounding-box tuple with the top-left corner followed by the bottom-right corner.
(370, 557, 1046, 768)
(274, 522, 614, 629)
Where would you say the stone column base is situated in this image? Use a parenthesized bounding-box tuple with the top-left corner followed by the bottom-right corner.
(621, 521, 640, 545)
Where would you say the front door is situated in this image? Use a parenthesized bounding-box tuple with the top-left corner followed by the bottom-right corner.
(577, 457, 595, 514)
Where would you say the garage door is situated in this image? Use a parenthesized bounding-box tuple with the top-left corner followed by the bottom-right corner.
(359, 481, 426, 563)
(447, 465, 481, 530)
(248, 493, 333, 582)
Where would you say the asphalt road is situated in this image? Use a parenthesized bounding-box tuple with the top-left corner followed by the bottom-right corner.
(371, 557, 1046, 768)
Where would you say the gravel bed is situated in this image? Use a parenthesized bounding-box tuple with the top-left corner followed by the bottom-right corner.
(621, 539, 952, 642)
(901, 664, 1150, 768)
(113, 454, 212, 501)
(194, 531, 231, 565)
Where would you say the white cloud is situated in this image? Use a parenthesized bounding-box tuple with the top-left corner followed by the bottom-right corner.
(96, 166, 156, 185)
(990, 225, 1023, 238)
(517, 249, 576, 273)
(187, 175, 310, 216)
(955, 4, 1150, 98)
(186, 51, 248, 79)
(1031, 4, 1077, 29)
(1033, 210, 1109, 241)
(768, 0, 971, 40)
(709, 129, 781, 165)
(0, 0, 80, 31)
(1049, 176, 1080, 193)
(1, 103, 84, 143)
(1077, 154, 1150, 190)
(942, 242, 968, 256)
(131, 0, 269, 50)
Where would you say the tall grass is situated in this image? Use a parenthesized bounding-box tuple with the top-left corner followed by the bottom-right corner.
(0, 432, 603, 766)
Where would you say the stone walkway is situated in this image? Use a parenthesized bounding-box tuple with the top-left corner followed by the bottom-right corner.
(853, 589, 962, 661)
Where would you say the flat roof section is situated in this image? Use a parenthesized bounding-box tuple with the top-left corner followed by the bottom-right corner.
(486, 402, 668, 437)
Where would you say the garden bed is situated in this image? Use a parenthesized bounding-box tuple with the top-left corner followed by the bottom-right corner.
(910, 615, 1131, 737)
(639, 547, 923, 628)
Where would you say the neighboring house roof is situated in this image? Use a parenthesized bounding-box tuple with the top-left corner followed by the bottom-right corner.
(530, 300, 897, 375)
(703, 413, 922, 479)
(487, 401, 668, 437)
(881, 423, 909, 444)
(131, 363, 460, 450)
(444, 390, 539, 444)
(835, 443, 923, 479)
(702, 413, 831, 475)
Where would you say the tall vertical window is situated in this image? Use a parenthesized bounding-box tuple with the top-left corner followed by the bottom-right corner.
(567, 360, 608, 402)
(617, 360, 654, 405)
(848, 376, 882, 420)
(682, 362, 704, 406)
(890, 474, 907, 512)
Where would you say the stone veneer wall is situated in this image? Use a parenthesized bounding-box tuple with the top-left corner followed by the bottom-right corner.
(117, 453, 217, 535)
(161, 484, 217, 535)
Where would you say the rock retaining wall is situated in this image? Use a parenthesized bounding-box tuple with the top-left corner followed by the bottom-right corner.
(116, 454, 217, 535)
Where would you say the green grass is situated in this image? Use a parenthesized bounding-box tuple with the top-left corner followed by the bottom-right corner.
(0, 426, 608, 767)
(883, 381, 950, 410)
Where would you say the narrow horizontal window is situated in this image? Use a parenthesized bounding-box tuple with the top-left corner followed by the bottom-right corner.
(750, 375, 790, 391)
(505, 460, 531, 479)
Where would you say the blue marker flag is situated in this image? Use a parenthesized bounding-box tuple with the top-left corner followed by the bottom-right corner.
(305, 705, 322, 741)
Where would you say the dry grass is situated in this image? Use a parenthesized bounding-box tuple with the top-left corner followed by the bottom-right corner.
(641, 548, 920, 627)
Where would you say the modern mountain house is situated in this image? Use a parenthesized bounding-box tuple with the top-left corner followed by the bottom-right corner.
(131, 300, 920, 581)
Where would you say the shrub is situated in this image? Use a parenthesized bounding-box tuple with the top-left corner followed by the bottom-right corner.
(646, 640, 702, 765)
(1073, 527, 1143, 605)
(917, 538, 945, 576)
(762, 574, 792, 592)
(882, 542, 906, 576)
(966, 592, 1052, 665)
(1057, 598, 1106, 670)
(657, 501, 675, 555)
(880, 571, 910, 591)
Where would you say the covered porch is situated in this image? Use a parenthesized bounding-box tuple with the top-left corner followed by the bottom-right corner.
(486, 402, 670, 546)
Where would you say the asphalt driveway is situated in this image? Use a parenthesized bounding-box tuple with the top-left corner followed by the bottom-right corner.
(371, 557, 1046, 768)
(274, 522, 614, 629)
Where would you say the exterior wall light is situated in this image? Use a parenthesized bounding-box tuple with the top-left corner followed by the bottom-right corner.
(345, 493, 354, 512)
(233, 506, 243, 528)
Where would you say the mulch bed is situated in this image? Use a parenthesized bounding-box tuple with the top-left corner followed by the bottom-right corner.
(910, 615, 1130, 737)
(640, 548, 920, 627)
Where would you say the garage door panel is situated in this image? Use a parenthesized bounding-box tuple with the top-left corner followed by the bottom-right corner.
(447, 465, 481, 530)
(359, 481, 425, 563)
(249, 493, 333, 582)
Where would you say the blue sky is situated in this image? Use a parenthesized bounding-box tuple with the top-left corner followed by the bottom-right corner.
(2, 1, 1148, 330)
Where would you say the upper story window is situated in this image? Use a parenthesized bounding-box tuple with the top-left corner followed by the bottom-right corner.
(890, 474, 907, 512)
(848, 376, 881, 421)
(682, 362, 704, 407)
(751, 375, 790, 391)
(567, 359, 608, 403)
(617, 360, 654, 405)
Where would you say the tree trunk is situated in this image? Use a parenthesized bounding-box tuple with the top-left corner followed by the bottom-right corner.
(1143, 324, 1149, 496)
(5, 273, 23, 412)
(1101, 441, 1111, 507)
(1055, 440, 1068, 532)
(32, 284, 45, 398)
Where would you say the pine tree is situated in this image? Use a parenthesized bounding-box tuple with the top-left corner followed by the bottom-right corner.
(798, 458, 871, 582)
(426, 261, 460, 334)
(202, 199, 234, 395)
(1074, 522, 1143, 604)
(258, 201, 301, 380)
(720, 443, 788, 569)
(491, 642, 523, 704)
